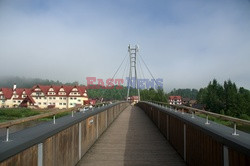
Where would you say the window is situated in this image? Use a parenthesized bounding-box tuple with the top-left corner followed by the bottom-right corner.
(70, 97, 73, 100)
(59, 103, 62, 105)
(39, 97, 41, 99)
(18, 101, 21, 103)
(60, 97, 62, 100)
(53, 103, 55, 105)
(49, 97, 52, 99)
(63, 97, 66, 100)
(74, 97, 77, 100)
(13, 100, 16, 103)
(70, 103, 73, 105)
(78, 100, 81, 102)
(63, 103, 66, 105)
(53, 97, 56, 99)
(44, 97, 47, 99)
(38, 102, 41, 105)
(44, 102, 47, 105)
(36, 97, 38, 99)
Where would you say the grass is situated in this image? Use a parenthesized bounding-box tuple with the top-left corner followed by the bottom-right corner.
(197, 114, 250, 134)
(38, 112, 71, 121)
(0, 108, 40, 122)
(0, 108, 71, 123)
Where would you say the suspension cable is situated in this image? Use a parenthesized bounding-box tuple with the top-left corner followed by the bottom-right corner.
(138, 54, 161, 88)
(138, 57, 145, 80)
(116, 55, 130, 100)
(99, 53, 129, 101)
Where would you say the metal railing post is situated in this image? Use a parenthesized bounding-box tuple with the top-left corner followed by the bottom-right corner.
(205, 115, 210, 125)
(5, 127, 9, 142)
(232, 123, 239, 136)
(191, 111, 195, 118)
(71, 111, 74, 117)
(53, 115, 56, 124)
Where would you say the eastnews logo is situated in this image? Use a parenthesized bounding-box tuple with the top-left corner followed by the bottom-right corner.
(86, 77, 163, 89)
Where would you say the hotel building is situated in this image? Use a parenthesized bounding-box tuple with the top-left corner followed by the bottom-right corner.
(0, 85, 88, 109)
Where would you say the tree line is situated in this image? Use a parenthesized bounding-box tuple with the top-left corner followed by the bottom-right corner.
(168, 88, 198, 99)
(1, 76, 249, 120)
(87, 85, 138, 100)
(197, 79, 250, 120)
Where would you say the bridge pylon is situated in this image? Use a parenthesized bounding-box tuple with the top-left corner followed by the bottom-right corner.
(127, 44, 140, 102)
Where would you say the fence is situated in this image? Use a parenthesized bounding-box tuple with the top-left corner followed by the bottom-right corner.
(137, 101, 250, 166)
(0, 102, 130, 166)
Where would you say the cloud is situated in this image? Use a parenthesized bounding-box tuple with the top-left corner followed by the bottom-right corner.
(0, 0, 250, 91)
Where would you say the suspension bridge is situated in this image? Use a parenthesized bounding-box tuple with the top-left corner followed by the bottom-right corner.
(0, 46, 250, 166)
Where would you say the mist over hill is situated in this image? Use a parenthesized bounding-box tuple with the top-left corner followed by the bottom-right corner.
(0, 76, 79, 88)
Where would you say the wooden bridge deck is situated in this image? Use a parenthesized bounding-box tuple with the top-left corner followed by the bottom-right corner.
(77, 105, 185, 166)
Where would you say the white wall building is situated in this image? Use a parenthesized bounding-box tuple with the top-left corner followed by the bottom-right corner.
(0, 85, 88, 109)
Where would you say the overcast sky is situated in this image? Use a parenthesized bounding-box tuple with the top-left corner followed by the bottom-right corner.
(0, 0, 250, 91)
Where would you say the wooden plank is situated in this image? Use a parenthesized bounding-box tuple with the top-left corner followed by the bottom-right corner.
(0, 145, 37, 166)
(43, 137, 53, 166)
(77, 106, 185, 166)
(229, 148, 250, 166)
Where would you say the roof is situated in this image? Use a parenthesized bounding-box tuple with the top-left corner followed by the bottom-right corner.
(77, 86, 87, 96)
(0, 88, 13, 99)
(189, 100, 197, 105)
(20, 95, 36, 105)
(52, 85, 61, 93)
(32, 85, 87, 96)
(14, 88, 32, 99)
(182, 98, 190, 102)
(0, 85, 88, 99)
(130, 96, 139, 100)
(27, 95, 35, 104)
(169, 96, 182, 100)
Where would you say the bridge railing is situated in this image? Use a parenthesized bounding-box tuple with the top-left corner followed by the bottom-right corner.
(137, 101, 250, 166)
(0, 101, 130, 166)
(149, 100, 250, 135)
(0, 102, 111, 142)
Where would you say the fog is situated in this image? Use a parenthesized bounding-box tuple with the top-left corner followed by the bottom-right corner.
(0, 0, 250, 91)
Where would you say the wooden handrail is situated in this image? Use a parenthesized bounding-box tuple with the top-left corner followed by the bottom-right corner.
(148, 101, 250, 126)
(0, 106, 83, 129)
(0, 101, 112, 129)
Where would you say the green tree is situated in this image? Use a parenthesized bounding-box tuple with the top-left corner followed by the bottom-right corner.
(168, 88, 198, 99)
(196, 79, 250, 120)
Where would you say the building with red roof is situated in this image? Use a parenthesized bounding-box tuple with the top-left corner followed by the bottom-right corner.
(127, 96, 139, 105)
(0, 84, 88, 109)
(169, 96, 182, 105)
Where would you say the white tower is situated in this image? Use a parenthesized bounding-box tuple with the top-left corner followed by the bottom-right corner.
(126, 44, 140, 101)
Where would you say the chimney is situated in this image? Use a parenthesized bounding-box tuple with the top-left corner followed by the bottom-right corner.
(13, 84, 17, 90)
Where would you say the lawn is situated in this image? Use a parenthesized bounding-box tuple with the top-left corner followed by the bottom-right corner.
(0, 108, 40, 123)
(0, 108, 71, 123)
